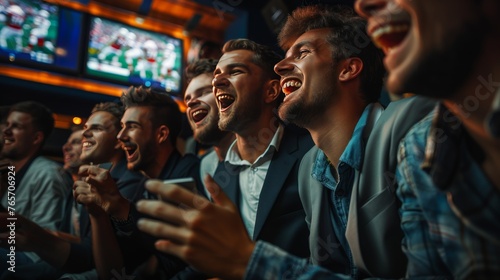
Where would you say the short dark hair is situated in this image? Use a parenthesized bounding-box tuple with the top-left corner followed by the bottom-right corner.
(222, 39, 282, 81)
(10, 101, 54, 146)
(91, 102, 124, 131)
(185, 59, 218, 84)
(121, 86, 181, 146)
(0, 106, 10, 124)
(278, 5, 385, 103)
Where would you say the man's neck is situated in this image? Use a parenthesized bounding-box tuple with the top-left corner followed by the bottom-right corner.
(308, 100, 366, 167)
(143, 146, 174, 179)
(235, 117, 279, 164)
(214, 133, 236, 161)
(109, 151, 124, 170)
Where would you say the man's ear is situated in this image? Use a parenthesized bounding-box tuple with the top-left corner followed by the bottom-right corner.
(157, 125, 170, 144)
(264, 79, 282, 104)
(33, 131, 44, 146)
(338, 57, 363, 82)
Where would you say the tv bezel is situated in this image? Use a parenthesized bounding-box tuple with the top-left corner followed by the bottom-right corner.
(0, 1, 84, 74)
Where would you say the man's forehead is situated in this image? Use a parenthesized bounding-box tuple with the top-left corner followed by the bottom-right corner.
(285, 28, 333, 50)
(89, 111, 115, 122)
(217, 50, 254, 67)
(8, 111, 32, 123)
(123, 106, 150, 120)
(188, 73, 213, 89)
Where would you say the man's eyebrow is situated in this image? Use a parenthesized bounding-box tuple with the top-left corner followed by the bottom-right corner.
(197, 85, 214, 93)
(123, 120, 141, 126)
(226, 62, 249, 69)
(214, 63, 250, 75)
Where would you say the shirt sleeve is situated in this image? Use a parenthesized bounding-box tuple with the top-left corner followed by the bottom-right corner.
(245, 241, 350, 280)
(395, 139, 450, 277)
(29, 168, 68, 231)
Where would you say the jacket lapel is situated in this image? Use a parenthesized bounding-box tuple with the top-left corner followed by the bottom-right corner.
(213, 161, 240, 208)
(253, 128, 299, 239)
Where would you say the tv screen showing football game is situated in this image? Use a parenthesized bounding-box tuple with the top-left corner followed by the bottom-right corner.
(86, 16, 184, 94)
(0, 0, 83, 72)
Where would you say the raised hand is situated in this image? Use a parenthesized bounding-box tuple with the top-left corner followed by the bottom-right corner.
(74, 164, 129, 219)
(136, 175, 255, 280)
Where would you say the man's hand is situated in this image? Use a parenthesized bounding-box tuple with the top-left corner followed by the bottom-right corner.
(0, 213, 71, 268)
(0, 212, 43, 252)
(74, 164, 129, 219)
(136, 176, 255, 280)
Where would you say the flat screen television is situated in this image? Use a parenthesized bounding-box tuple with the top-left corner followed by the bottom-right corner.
(85, 16, 184, 94)
(0, 0, 84, 73)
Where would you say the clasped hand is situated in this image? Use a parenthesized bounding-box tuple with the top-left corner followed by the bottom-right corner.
(73, 164, 123, 216)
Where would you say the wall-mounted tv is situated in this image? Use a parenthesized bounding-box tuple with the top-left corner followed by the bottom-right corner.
(0, 0, 84, 73)
(85, 16, 184, 94)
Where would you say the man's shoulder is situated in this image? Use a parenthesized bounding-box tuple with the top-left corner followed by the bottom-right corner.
(200, 150, 218, 166)
(178, 152, 201, 166)
(165, 151, 201, 180)
(30, 156, 61, 167)
(28, 156, 64, 175)
(401, 106, 437, 148)
(376, 96, 437, 135)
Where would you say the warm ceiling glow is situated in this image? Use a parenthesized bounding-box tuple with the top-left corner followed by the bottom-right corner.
(72, 117, 83, 125)
(135, 17, 144, 24)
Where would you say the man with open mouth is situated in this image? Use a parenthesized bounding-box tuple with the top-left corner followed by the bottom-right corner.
(136, 38, 315, 275)
(356, 0, 500, 278)
(184, 58, 235, 195)
(74, 87, 201, 279)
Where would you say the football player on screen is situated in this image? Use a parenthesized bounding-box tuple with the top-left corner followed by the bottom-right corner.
(135, 39, 159, 80)
(98, 27, 129, 66)
(26, 9, 53, 52)
(0, 4, 25, 51)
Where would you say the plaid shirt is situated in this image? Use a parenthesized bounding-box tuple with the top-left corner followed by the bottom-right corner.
(396, 105, 500, 279)
(245, 241, 351, 280)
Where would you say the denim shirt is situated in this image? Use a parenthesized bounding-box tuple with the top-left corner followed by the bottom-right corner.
(311, 104, 372, 278)
(244, 105, 375, 280)
(396, 104, 500, 279)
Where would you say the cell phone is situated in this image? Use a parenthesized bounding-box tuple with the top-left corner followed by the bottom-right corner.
(159, 177, 197, 202)
(158, 177, 196, 207)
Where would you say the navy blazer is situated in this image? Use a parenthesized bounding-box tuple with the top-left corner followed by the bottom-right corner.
(213, 125, 314, 258)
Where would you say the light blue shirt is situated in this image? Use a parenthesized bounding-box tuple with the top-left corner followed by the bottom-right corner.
(225, 125, 284, 238)
(310, 104, 372, 278)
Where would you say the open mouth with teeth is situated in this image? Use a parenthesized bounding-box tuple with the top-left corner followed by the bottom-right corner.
(122, 144, 138, 162)
(217, 94, 235, 111)
(282, 80, 302, 95)
(191, 109, 208, 123)
(370, 23, 410, 53)
(82, 141, 93, 149)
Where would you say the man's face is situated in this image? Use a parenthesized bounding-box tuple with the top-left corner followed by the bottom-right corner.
(1, 111, 39, 160)
(117, 107, 156, 174)
(213, 50, 268, 134)
(81, 111, 120, 164)
(185, 73, 229, 145)
(355, 0, 486, 97)
(62, 129, 83, 170)
(275, 28, 340, 127)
